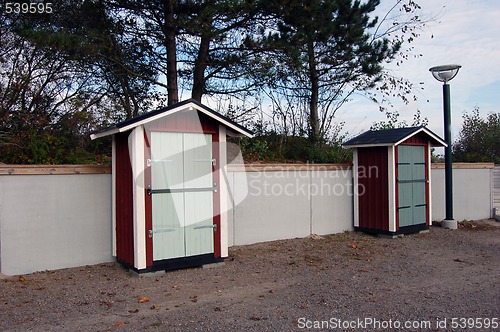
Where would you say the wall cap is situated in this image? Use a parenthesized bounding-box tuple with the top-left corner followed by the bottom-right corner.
(0, 165, 111, 175)
(431, 162, 495, 169)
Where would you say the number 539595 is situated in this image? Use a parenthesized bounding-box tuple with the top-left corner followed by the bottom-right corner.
(5, 2, 53, 14)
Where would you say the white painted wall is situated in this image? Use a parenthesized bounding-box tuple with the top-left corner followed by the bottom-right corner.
(227, 164, 494, 246)
(0, 174, 113, 275)
(310, 171, 354, 235)
(227, 167, 354, 246)
(431, 167, 494, 221)
(0, 163, 493, 275)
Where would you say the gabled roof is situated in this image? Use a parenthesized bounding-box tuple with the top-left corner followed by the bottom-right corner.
(343, 126, 447, 148)
(90, 99, 254, 140)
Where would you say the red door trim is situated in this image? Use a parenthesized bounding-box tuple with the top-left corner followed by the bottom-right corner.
(144, 130, 153, 267)
(212, 132, 221, 258)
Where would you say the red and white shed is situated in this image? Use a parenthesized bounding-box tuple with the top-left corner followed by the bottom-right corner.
(91, 99, 253, 273)
(343, 127, 446, 236)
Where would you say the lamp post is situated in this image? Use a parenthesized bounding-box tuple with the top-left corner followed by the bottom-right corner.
(429, 64, 461, 229)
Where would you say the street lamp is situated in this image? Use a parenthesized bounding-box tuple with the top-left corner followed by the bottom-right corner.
(429, 64, 461, 229)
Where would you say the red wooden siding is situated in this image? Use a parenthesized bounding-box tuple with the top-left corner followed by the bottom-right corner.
(400, 133, 428, 145)
(357, 147, 389, 231)
(115, 131, 135, 266)
(395, 146, 399, 231)
(424, 144, 430, 225)
(144, 110, 218, 134)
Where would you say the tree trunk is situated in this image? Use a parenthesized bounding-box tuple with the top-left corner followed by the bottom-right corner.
(307, 40, 320, 142)
(191, 33, 211, 102)
(165, 0, 178, 105)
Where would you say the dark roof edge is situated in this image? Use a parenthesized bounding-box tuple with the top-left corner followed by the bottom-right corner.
(90, 99, 253, 140)
(343, 126, 446, 147)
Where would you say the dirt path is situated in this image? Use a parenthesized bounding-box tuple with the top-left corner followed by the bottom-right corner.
(1, 220, 499, 331)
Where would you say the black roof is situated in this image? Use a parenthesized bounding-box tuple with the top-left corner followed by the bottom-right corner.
(343, 126, 446, 147)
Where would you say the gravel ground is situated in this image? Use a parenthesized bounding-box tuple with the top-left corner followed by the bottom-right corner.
(1, 220, 499, 331)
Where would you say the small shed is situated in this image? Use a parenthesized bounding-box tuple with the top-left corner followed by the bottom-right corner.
(91, 99, 253, 273)
(343, 126, 446, 236)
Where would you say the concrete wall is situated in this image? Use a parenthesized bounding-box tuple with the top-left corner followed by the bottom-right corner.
(0, 163, 493, 275)
(227, 165, 354, 246)
(227, 163, 494, 246)
(431, 165, 494, 221)
(0, 172, 113, 275)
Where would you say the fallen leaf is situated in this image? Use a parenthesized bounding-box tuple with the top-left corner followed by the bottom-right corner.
(113, 321, 124, 328)
(18, 276, 28, 283)
(150, 305, 161, 310)
(138, 296, 150, 303)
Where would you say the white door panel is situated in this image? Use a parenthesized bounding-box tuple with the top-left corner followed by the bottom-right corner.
(150, 132, 214, 261)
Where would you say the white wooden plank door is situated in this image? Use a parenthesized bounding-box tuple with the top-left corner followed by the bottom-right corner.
(183, 133, 214, 257)
(397, 145, 427, 227)
(150, 132, 214, 261)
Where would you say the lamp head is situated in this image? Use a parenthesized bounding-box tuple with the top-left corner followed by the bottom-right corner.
(429, 64, 461, 83)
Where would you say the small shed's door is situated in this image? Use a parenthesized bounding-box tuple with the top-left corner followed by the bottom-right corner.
(397, 145, 427, 228)
(150, 132, 215, 261)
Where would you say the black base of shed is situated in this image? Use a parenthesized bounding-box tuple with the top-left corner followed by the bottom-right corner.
(118, 254, 224, 274)
(355, 223, 429, 237)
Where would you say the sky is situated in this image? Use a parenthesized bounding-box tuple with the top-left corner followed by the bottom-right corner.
(336, 0, 500, 142)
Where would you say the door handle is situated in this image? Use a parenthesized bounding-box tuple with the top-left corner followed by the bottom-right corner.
(149, 228, 175, 238)
(193, 224, 217, 232)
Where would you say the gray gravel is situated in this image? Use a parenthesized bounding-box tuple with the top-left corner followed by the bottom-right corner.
(1, 220, 499, 331)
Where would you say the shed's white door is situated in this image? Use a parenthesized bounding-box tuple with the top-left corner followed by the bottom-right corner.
(150, 132, 214, 261)
(397, 145, 427, 227)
